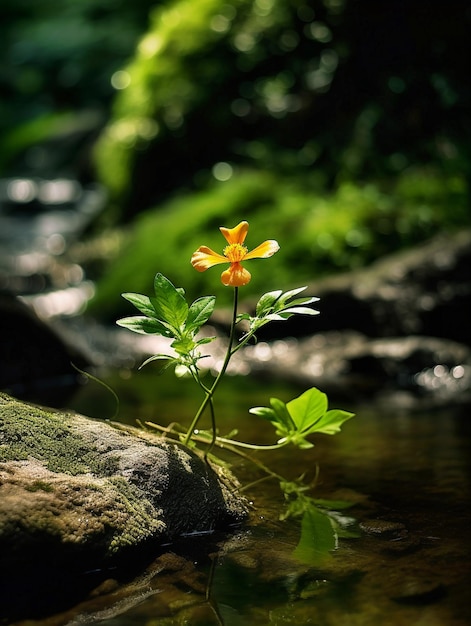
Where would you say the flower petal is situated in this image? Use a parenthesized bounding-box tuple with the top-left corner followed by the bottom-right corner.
(191, 246, 228, 271)
(221, 263, 251, 286)
(243, 239, 280, 260)
(220, 221, 249, 246)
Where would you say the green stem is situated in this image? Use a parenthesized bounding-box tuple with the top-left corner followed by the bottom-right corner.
(213, 436, 289, 451)
(183, 287, 239, 445)
(204, 396, 217, 462)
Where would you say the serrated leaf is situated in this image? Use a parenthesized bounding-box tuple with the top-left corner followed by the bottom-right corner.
(116, 316, 172, 336)
(121, 293, 155, 317)
(286, 388, 328, 433)
(185, 296, 216, 334)
(152, 273, 189, 329)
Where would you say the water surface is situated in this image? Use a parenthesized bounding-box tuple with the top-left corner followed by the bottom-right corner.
(6, 373, 471, 625)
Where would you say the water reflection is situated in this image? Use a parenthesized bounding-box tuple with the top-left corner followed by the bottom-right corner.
(0, 176, 105, 303)
(7, 389, 468, 625)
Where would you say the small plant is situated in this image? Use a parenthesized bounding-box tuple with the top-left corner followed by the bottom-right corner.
(117, 221, 356, 559)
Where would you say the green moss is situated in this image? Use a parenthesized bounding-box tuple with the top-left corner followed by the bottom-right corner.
(24, 481, 54, 493)
(107, 476, 165, 553)
(0, 393, 119, 476)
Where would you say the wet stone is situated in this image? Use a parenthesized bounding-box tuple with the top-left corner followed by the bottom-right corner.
(390, 578, 447, 605)
(359, 519, 407, 539)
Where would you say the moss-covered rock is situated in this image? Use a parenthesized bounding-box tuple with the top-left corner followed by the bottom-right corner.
(0, 393, 247, 568)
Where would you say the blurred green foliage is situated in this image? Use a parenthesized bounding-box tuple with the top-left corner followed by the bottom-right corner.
(0, 0, 157, 177)
(93, 0, 470, 220)
(89, 166, 468, 319)
(1, 0, 469, 318)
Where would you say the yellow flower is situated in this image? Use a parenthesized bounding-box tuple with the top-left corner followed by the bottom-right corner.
(191, 221, 279, 287)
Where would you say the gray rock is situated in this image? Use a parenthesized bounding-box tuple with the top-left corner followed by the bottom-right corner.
(0, 393, 248, 570)
(228, 229, 471, 407)
(0, 292, 88, 406)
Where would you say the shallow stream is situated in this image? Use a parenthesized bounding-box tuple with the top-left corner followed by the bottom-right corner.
(8, 371, 469, 626)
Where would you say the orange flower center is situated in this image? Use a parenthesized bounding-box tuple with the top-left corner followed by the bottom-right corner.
(224, 243, 247, 263)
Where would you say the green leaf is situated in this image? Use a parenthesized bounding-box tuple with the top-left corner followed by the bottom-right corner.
(249, 406, 278, 422)
(256, 290, 282, 316)
(276, 295, 319, 310)
(185, 296, 216, 333)
(304, 409, 355, 435)
(261, 313, 290, 322)
(270, 397, 296, 432)
(286, 388, 328, 433)
(139, 354, 176, 369)
(121, 292, 156, 317)
(116, 316, 172, 336)
(290, 435, 315, 449)
(236, 312, 252, 322)
(293, 505, 337, 565)
(152, 273, 189, 330)
(277, 286, 308, 304)
(195, 336, 216, 346)
(313, 498, 356, 511)
(171, 335, 196, 355)
(281, 306, 320, 316)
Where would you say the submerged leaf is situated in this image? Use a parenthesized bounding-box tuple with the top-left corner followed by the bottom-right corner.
(293, 505, 337, 565)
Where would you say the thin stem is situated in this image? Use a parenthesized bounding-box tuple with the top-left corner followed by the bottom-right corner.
(203, 396, 217, 462)
(212, 435, 289, 451)
(183, 287, 239, 445)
